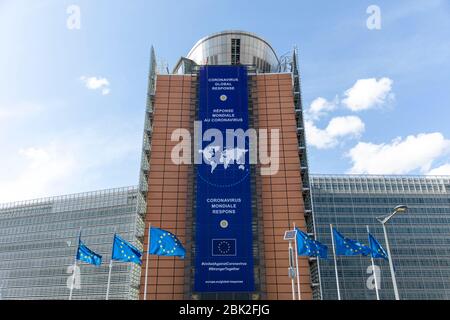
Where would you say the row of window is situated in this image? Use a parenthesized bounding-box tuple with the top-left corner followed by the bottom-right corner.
(0, 221, 136, 247)
(0, 284, 132, 300)
(0, 210, 135, 236)
(0, 191, 136, 216)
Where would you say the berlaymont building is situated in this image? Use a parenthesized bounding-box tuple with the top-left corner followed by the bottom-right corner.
(0, 31, 450, 300)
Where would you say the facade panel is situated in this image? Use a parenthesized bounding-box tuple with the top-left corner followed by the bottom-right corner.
(0, 187, 142, 300)
(311, 175, 450, 300)
(255, 73, 312, 300)
(139, 74, 194, 300)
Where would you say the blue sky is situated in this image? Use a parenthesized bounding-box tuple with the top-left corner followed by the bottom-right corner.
(0, 0, 449, 202)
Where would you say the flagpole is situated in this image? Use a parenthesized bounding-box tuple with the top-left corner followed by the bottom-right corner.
(69, 260, 77, 301)
(330, 224, 341, 300)
(293, 222, 301, 300)
(69, 227, 82, 300)
(106, 259, 113, 300)
(106, 230, 116, 300)
(367, 225, 380, 300)
(144, 223, 151, 300)
(288, 240, 296, 300)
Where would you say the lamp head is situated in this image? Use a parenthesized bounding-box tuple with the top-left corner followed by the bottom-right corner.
(394, 205, 408, 213)
(377, 205, 408, 224)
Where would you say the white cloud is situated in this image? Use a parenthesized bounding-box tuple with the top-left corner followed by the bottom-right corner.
(326, 116, 365, 137)
(342, 77, 394, 111)
(305, 116, 365, 149)
(0, 129, 139, 203)
(427, 163, 450, 176)
(347, 133, 450, 174)
(80, 76, 111, 95)
(306, 96, 338, 120)
(0, 143, 76, 203)
(305, 121, 336, 150)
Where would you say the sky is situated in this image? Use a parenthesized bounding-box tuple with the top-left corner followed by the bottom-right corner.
(0, 0, 449, 203)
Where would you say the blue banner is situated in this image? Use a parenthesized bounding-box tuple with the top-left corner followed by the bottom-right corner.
(194, 65, 254, 292)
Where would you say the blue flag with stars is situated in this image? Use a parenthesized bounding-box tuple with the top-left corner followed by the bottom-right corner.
(333, 228, 372, 256)
(295, 228, 328, 259)
(112, 234, 142, 265)
(150, 227, 186, 259)
(310, 239, 328, 259)
(76, 241, 102, 266)
(368, 233, 389, 260)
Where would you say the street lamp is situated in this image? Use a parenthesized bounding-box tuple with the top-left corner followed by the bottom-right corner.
(376, 205, 408, 300)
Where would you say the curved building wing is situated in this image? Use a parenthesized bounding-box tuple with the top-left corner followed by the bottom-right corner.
(174, 30, 280, 73)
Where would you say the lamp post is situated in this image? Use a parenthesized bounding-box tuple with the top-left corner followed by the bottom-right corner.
(284, 230, 298, 300)
(376, 205, 408, 300)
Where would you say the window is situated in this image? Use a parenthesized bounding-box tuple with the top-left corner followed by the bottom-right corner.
(231, 38, 240, 65)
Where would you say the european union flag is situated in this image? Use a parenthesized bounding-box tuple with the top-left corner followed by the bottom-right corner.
(295, 228, 328, 259)
(212, 239, 236, 256)
(369, 233, 389, 260)
(150, 227, 186, 259)
(76, 241, 102, 266)
(333, 228, 372, 256)
(295, 228, 311, 255)
(112, 234, 142, 265)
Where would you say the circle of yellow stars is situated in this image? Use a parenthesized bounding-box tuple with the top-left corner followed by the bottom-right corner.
(158, 232, 179, 254)
(217, 240, 231, 254)
(119, 241, 136, 260)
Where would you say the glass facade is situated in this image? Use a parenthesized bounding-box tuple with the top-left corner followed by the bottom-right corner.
(311, 175, 450, 300)
(0, 186, 144, 300)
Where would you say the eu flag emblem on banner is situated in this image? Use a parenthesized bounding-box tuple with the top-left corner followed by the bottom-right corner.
(112, 234, 142, 265)
(212, 239, 236, 256)
(369, 233, 389, 260)
(77, 241, 102, 266)
(150, 227, 186, 259)
(295, 228, 328, 259)
(333, 228, 372, 256)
